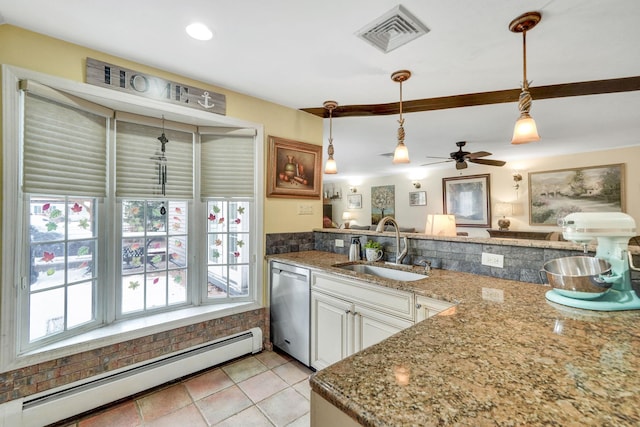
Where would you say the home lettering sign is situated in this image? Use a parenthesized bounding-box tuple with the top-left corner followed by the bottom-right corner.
(86, 58, 226, 115)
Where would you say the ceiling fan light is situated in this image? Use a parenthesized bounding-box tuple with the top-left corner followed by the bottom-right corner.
(392, 142, 410, 164)
(324, 157, 337, 174)
(511, 114, 540, 144)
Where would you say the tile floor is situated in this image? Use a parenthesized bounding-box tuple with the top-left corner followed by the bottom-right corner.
(53, 350, 313, 427)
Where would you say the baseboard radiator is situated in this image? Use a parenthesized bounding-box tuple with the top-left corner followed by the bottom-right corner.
(17, 327, 262, 427)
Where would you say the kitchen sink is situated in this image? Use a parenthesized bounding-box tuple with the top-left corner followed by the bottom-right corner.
(336, 263, 428, 282)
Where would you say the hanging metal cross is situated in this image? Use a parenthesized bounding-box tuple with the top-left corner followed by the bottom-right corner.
(157, 125, 169, 196)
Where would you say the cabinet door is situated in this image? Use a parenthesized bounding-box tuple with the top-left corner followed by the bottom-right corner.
(415, 296, 455, 323)
(311, 291, 353, 370)
(355, 305, 413, 352)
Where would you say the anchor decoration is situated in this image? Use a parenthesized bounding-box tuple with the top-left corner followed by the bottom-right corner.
(198, 91, 216, 109)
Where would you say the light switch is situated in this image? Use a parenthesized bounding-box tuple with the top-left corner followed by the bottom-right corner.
(297, 204, 313, 215)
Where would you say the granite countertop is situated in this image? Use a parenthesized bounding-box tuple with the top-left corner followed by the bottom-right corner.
(268, 251, 640, 426)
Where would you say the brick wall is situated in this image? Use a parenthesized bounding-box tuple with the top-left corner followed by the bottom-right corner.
(0, 308, 266, 404)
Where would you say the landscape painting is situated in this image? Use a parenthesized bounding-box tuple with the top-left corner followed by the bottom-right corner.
(371, 185, 395, 225)
(529, 164, 625, 225)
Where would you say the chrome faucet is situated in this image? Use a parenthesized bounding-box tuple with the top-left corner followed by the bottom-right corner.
(414, 258, 431, 276)
(375, 216, 408, 265)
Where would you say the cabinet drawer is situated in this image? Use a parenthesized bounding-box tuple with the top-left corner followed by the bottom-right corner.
(312, 272, 414, 320)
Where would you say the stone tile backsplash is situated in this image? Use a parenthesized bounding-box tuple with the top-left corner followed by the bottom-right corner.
(312, 231, 587, 284)
(265, 232, 314, 255)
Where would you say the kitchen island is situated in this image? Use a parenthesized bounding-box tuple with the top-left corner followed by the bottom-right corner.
(268, 251, 640, 426)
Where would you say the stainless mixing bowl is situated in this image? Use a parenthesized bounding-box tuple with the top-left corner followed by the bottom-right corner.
(542, 256, 613, 300)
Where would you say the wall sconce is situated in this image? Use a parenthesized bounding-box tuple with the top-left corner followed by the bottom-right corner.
(512, 172, 523, 190)
(412, 181, 421, 189)
(495, 202, 514, 231)
(425, 214, 457, 237)
(342, 211, 352, 229)
(350, 186, 357, 193)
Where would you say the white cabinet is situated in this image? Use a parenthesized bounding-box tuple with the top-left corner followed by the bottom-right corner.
(311, 272, 414, 370)
(415, 295, 455, 323)
(311, 291, 352, 370)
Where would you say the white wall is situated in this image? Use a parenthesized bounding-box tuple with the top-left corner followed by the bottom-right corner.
(325, 146, 640, 238)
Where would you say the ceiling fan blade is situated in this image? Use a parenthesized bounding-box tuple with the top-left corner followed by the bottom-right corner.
(464, 151, 492, 159)
(469, 158, 506, 166)
(456, 161, 468, 170)
(424, 156, 452, 160)
(421, 160, 453, 166)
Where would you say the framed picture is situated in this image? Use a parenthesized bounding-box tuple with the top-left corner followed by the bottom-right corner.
(528, 163, 625, 225)
(409, 191, 426, 206)
(443, 174, 491, 227)
(267, 136, 322, 199)
(371, 185, 395, 224)
(347, 194, 362, 209)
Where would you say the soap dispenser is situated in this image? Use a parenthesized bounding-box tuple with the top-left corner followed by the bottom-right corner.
(349, 236, 362, 261)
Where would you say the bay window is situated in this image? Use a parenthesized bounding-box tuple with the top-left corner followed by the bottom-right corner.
(1, 67, 263, 366)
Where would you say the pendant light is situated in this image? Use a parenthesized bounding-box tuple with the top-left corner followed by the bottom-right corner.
(509, 12, 541, 144)
(324, 100, 338, 174)
(391, 70, 411, 163)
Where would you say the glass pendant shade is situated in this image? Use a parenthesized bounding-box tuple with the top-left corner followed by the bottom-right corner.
(324, 157, 337, 174)
(511, 113, 540, 144)
(392, 142, 410, 164)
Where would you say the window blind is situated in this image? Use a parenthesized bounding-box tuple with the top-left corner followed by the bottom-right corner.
(199, 127, 256, 198)
(115, 115, 194, 198)
(22, 92, 109, 197)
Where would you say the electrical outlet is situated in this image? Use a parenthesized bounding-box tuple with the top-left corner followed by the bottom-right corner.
(481, 252, 504, 268)
(335, 239, 344, 247)
(482, 287, 504, 303)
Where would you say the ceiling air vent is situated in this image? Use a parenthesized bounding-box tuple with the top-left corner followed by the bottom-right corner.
(356, 5, 430, 53)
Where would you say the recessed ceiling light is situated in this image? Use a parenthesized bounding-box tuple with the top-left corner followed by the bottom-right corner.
(186, 23, 213, 41)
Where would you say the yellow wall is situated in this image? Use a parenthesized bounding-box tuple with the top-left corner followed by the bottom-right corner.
(0, 24, 324, 235)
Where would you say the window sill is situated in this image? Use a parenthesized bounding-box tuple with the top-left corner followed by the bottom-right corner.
(9, 302, 263, 372)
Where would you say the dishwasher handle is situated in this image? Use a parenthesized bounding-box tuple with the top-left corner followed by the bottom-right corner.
(271, 262, 310, 282)
(274, 270, 308, 281)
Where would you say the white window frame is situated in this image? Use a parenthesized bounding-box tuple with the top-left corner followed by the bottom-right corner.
(1, 65, 264, 372)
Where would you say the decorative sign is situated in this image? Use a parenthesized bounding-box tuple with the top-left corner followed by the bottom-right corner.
(86, 58, 226, 115)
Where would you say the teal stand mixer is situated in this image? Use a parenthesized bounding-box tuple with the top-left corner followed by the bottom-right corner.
(544, 212, 640, 311)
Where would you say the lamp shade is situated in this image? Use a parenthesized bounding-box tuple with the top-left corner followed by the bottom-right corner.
(425, 214, 457, 237)
(342, 211, 352, 221)
(392, 142, 410, 164)
(324, 158, 337, 174)
(494, 202, 514, 217)
(511, 114, 540, 144)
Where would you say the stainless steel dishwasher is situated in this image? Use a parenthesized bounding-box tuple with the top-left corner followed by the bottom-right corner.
(270, 261, 311, 367)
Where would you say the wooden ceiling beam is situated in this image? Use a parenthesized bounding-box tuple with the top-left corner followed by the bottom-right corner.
(301, 76, 640, 118)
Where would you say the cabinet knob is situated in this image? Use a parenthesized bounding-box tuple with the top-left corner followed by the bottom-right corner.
(345, 309, 351, 314)
(416, 303, 422, 309)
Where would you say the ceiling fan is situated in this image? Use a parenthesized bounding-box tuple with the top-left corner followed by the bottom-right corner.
(422, 141, 506, 170)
